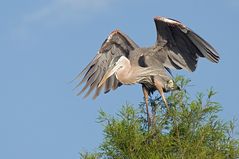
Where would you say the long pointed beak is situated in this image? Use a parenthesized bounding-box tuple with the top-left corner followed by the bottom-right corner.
(98, 65, 118, 88)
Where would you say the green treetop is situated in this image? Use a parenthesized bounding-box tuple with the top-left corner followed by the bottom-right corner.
(81, 76, 239, 159)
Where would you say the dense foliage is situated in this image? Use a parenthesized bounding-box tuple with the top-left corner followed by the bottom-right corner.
(80, 76, 239, 159)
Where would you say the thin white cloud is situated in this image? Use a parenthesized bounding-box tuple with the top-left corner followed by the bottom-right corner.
(23, 0, 113, 23)
(12, 0, 113, 40)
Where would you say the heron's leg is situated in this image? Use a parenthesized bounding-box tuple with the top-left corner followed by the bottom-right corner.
(142, 85, 151, 128)
(154, 80, 170, 111)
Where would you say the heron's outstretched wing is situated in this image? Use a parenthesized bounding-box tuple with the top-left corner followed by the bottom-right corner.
(76, 30, 139, 99)
(153, 16, 220, 72)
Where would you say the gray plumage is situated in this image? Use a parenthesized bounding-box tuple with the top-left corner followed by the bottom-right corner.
(75, 16, 219, 125)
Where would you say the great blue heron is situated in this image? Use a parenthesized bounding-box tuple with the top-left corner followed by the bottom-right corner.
(76, 16, 220, 126)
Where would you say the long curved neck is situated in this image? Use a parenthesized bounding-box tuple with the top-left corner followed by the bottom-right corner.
(115, 60, 134, 84)
(116, 64, 169, 85)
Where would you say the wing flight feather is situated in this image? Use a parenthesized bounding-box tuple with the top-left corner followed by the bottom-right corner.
(153, 16, 219, 72)
(76, 30, 138, 99)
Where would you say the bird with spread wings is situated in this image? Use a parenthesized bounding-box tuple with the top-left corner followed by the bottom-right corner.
(75, 16, 220, 126)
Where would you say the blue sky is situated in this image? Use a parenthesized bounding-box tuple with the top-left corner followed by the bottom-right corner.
(1, 0, 239, 159)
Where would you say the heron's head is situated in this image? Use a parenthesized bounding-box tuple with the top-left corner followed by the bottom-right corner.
(164, 80, 180, 92)
(98, 56, 128, 87)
